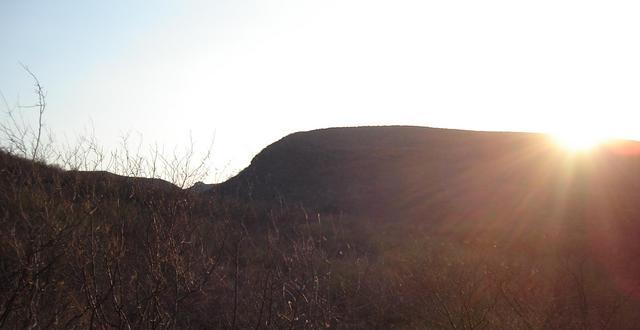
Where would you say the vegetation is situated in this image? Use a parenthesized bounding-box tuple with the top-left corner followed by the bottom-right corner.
(2, 147, 640, 329)
(2, 75, 640, 329)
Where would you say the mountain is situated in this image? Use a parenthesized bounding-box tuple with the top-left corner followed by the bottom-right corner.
(213, 126, 640, 225)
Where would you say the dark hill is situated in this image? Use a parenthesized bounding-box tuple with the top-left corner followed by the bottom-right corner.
(0, 149, 179, 200)
(214, 126, 640, 226)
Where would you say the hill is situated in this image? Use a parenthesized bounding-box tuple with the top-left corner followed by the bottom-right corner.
(214, 126, 640, 224)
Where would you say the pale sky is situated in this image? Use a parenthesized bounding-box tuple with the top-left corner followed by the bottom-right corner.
(2, 0, 640, 182)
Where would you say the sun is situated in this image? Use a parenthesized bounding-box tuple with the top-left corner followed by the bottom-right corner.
(551, 130, 609, 152)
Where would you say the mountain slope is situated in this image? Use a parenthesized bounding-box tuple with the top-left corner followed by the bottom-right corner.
(215, 126, 640, 223)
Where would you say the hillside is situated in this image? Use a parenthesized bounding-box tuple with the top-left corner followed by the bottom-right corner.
(215, 126, 640, 224)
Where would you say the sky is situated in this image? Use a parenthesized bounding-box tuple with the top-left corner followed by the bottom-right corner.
(1, 0, 640, 182)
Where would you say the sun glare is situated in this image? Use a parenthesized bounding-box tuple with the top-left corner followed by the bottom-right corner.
(551, 131, 608, 152)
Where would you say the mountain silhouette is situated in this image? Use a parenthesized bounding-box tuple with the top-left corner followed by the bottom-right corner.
(212, 126, 640, 225)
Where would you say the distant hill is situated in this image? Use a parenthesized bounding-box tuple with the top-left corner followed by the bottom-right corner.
(0, 149, 180, 203)
(212, 126, 640, 225)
